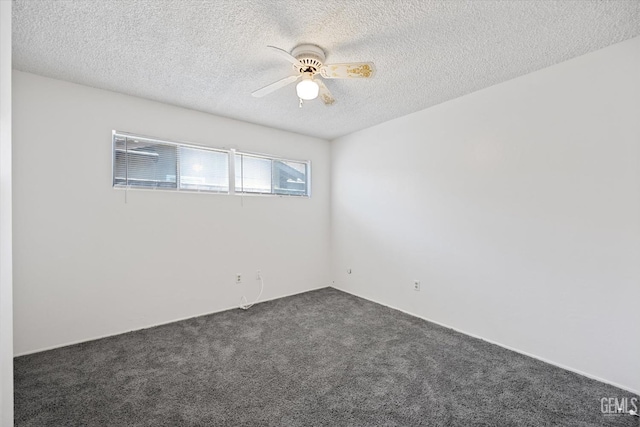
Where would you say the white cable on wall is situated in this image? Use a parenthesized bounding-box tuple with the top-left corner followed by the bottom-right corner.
(239, 274, 264, 310)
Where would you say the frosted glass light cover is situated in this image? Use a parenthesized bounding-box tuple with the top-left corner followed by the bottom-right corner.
(296, 79, 319, 100)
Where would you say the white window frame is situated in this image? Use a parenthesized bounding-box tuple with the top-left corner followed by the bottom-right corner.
(112, 131, 311, 198)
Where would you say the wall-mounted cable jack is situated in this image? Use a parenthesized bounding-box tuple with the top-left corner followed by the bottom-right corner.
(240, 270, 264, 310)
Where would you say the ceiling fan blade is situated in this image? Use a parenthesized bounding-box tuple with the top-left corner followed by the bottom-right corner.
(251, 75, 301, 98)
(320, 62, 376, 79)
(317, 80, 335, 106)
(267, 45, 301, 66)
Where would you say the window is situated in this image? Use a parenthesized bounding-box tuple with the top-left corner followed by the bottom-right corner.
(113, 132, 229, 193)
(113, 131, 310, 197)
(235, 153, 309, 197)
(179, 146, 228, 192)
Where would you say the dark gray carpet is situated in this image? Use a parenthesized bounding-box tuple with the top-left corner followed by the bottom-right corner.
(15, 287, 638, 426)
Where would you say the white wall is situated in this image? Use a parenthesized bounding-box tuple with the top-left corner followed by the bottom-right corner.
(331, 36, 640, 393)
(0, 1, 13, 423)
(13, 71, 331, 355)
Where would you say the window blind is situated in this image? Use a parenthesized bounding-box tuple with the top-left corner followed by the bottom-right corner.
(235, 154, 272, 194)
(114, 135, 178, 189)
(179, 146, 228, 192)
(113, 131, 309, 197)
(235, 153, 309, 196)
(113, 133, 229, 193)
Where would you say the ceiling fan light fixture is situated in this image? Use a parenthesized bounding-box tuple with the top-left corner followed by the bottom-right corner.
(251, 45, 375, 106)
(296, 76, 319, 100)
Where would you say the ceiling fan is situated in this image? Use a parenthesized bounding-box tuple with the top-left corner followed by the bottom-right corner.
(251, 44, 376, 107)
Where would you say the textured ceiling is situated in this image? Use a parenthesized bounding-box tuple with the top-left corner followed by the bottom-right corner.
(12, 0, 640, 140)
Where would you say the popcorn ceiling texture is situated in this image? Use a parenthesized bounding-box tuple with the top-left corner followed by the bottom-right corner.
(11, 0, 640, 140)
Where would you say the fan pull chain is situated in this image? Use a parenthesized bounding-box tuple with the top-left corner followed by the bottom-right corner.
(299, 98, 303, 108)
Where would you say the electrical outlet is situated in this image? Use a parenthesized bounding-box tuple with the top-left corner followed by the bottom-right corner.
(256, 270, 261, 280)
(414, 280, 420, 291)
(236, 273, 242, 284)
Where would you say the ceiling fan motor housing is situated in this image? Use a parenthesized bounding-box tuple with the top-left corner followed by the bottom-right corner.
(291, 44, 325, 74)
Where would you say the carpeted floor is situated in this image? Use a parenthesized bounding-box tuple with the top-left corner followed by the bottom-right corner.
(14, 287, 638, 426)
